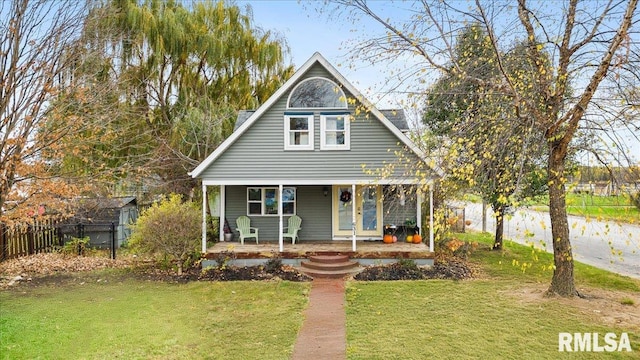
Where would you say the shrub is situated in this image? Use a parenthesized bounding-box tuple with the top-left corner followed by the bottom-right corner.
(210, 250, 236, 270)
(435, 237, 477, 259)
(61, 236, 90, 256)
(128, 194, 201, 275)
(264, 254, 283, 273)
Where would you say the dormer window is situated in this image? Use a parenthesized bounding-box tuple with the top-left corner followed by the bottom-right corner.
(284, 113, 314, 150)
(320, 113, 350, 150)
(285, 77, 349, 151)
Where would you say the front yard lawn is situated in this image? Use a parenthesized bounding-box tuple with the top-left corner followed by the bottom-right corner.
(2, 232, 639, 359)
(0, 275, 308, 360)
(346, 232, 640, 359)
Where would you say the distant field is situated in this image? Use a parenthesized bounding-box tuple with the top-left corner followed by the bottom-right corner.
(464, 192, 639, 223)
(531, 193, 639, 224)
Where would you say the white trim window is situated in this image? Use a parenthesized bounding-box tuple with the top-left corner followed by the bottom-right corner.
(247, 187, 296, 216)
(320, 113, 350, 150)
(287, 77, 348, 109)
(284, 114, 314, 150)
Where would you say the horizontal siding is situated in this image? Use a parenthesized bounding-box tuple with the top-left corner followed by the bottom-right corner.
(225, 185, 332, 241)
(199, 64, 424, 181)
(224, 185, 419, 241)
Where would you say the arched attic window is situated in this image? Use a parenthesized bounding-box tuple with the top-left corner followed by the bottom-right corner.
(287, 77, 348, 109)
(284, 77, 351, 150)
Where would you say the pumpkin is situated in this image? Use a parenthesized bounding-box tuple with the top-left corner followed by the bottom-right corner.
(383, 234, 393, 244)
(406, 235, 413, 243)
(392, 235, 398, 243)
(412, 234, 423, 244)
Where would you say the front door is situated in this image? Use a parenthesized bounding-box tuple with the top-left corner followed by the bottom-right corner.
(332, 185, 382, 238)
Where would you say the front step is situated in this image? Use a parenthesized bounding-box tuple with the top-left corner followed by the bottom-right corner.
(299, 255, 361, 279)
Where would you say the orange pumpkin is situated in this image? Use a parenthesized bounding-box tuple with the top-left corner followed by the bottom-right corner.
(412, 234, 423, 244)
(383, 234, 393, 244)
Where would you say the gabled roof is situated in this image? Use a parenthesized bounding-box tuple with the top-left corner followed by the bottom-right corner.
(380, 109, 409, 132)
(190, 52, 440, 178)
(233, 110, 256, 130)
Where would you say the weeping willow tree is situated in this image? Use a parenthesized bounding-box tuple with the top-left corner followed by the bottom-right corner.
(52, 0, 294, 196)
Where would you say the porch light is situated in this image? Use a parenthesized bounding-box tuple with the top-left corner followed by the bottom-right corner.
(323, 186, 329, 197)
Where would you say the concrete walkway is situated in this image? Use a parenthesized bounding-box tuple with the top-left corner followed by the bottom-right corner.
(291, 278, 347, 360)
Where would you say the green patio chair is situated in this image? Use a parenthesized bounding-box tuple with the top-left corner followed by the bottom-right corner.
(235, 216, 259, 244)
(282, 215, 302, 244)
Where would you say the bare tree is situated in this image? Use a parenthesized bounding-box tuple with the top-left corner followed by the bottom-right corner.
(0, 0, 87, 221)
(327, 0, 639, 296)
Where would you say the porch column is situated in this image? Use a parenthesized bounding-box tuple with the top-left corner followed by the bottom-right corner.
(351, 184, 356, 251)
(429, 183, 434, 252)
(278, 184, 284, 252)
(201, 184, 207, 253)
(220, 185, 226, 242)
(416, 186, 422, 238)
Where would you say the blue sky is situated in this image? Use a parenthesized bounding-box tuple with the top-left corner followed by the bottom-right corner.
(242, 1, 639, 163)
(240, 1, 412, 110)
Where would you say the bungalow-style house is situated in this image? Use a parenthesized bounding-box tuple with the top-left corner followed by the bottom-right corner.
(190, 52, 441, 255)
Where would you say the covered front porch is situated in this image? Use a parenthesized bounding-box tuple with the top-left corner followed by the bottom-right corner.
(203, 240, 434, 267)
(201, 181, 436, 255)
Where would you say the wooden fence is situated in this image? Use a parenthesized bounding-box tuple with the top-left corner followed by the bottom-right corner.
(0, 218, 63, 261)
(0, 219, 119, 262)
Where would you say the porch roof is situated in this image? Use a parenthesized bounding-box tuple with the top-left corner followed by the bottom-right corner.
(201, 178, 434, 186)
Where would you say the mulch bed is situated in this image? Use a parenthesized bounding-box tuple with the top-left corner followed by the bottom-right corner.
(198, 265, 312, 282)
(1, 252, 475, 289)
(0, 253, 313, 288)
(354, 255, 475, 281)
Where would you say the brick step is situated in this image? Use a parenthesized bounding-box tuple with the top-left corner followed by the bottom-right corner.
(299, 254, 362, 279)
(308, 254, 350, 264)
(300, 259, 359, 271)
(299, 267, 363, 279)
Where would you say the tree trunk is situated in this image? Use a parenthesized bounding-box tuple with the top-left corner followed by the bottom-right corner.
(546, 143, 578, 297)
(493, 205, 504, 250)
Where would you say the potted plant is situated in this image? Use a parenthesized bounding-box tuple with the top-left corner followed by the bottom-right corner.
(404, 218, 417, 234)
(404, 218, 420, 242)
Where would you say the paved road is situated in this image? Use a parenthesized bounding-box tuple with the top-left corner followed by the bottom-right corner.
(462, 202, 640, 279)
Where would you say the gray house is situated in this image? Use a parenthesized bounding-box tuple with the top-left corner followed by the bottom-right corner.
(190, 52, 441, 253)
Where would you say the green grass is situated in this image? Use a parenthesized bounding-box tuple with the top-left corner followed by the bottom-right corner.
(0, 273, 309, 360)
(346, 231, 640, 359)
(346, 281, 638, 359)
(455, 232, 640, 292)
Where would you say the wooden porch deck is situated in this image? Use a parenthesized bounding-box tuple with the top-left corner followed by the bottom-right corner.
(204, 240, 433, 261)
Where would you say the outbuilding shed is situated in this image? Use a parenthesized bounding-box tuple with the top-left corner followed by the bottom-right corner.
(66, 197, 138, 248)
